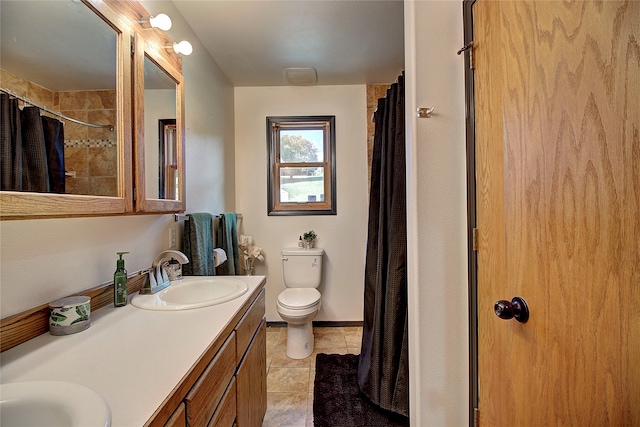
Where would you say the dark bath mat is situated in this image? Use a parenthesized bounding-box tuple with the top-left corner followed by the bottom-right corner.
(313, 353, 409, 427)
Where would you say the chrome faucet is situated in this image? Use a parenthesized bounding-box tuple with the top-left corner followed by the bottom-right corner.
(140, 250, 189, 294)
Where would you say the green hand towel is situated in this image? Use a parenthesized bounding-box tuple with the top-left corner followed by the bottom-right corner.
(182, 213, 215, 276)
(216, 212, 241, 275)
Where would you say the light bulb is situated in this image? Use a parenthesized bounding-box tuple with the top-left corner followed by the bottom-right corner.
(173, 41, 193, 56)
(149, 13, 172, 31)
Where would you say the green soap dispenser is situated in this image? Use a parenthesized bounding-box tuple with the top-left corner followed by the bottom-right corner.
(114, 252, 129, 307)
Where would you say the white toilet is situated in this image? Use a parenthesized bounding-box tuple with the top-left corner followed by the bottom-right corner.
(277, 247, 324, 359)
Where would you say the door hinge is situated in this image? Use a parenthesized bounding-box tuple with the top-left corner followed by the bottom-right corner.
(472, 227, 479, 251)
(130, 35, 136, 55)
(473, 407, 479, 427)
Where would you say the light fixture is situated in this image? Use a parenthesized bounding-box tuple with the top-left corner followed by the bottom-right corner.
(166, 41, 193, 56)
(139, 13, 172, 31)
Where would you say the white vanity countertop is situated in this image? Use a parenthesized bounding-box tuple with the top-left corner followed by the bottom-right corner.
(0, 275, 266, 427)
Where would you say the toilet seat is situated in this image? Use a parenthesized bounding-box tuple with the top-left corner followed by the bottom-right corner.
(276, 302, 321, 320)
(277, 288, 321, 310)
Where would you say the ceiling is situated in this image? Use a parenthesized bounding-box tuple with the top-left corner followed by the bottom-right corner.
(0, 1, 404, 91)
(172, 0, 405, 87)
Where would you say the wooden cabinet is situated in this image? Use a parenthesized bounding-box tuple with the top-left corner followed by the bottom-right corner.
(185, 333, 236, 427)
(155, 285, 266, 427)
(235, 289, 265, 360)
(236, 320, 267, 427)
(207, 378, 237, 427)
(1, 0, 186, 219)
(165, 404, 186, 427)
(235, 289, 267, 427)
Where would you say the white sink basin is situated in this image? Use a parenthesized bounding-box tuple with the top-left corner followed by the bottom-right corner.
(131, 276, 249, 311)
(0, 381, 111, 427)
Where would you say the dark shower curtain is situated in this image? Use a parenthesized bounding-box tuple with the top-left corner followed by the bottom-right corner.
(358, 75, 409, 417)
(1, 93, 65, 193)
(41, 115, 66, 194)
(1, 94, 23, 191)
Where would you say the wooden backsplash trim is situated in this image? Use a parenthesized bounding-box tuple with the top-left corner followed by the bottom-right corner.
(0, 272, 147, 353)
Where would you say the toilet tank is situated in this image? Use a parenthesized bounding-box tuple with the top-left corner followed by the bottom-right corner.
(281, 248, 324, 288)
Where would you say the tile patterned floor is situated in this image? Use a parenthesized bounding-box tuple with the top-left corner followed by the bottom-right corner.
(262, 325, 363, 427)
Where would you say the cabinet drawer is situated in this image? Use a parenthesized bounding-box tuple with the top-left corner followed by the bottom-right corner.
(164, 403, 186, 427)
(235, 288, 265, 362)
(207, 377, 236, 427)
(185, 332, 236, 427)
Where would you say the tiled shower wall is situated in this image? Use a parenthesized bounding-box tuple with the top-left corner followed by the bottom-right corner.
(366, 84, 392, 186)
(1, 69, 118, 196)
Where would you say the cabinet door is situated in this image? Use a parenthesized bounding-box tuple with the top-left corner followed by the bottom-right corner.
(235, 319, 266, 427)
(132, 32, 186, 213)
(0, 0, 133, 218)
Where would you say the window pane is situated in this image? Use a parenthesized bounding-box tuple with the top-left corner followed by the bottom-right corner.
(280, 129, 324, 163)
(280, 167, 325, 202)
(267, 115, 335, 215)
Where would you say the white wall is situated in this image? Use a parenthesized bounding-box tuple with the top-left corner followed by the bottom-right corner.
(0, 1, 234, 318)
(141, 0, 236, 215)
(405, 1, 469, 426)
(234, 85, 369, 322)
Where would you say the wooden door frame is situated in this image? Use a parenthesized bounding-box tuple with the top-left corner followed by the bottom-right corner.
(461, 1, 478, 426)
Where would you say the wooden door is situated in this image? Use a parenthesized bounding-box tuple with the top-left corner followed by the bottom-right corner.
(474, 1, 640, 425)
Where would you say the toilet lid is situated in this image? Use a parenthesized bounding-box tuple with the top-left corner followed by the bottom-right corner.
(278, 288, 321, 310)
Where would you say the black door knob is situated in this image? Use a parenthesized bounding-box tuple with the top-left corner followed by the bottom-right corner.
(494, 297, 529, 323)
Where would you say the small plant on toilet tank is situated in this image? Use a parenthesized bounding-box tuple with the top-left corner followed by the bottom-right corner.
(302, 230, 317, 249)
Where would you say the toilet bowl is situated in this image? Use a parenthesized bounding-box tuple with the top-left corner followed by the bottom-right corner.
(277, 288, 321, 359)
(277, 248, 324, 359)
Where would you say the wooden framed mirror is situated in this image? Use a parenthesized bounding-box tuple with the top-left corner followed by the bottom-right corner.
(133, 32, 185, 213)
(0, 0, 133, 219)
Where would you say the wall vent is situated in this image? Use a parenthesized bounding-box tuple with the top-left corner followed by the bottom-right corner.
(283, 67, 318, 86)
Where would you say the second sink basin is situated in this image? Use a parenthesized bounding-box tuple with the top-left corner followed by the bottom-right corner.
(0, 381, 111, 427)
(131, 276, 248, 311)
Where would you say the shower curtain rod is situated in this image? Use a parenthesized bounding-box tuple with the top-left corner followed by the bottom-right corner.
(0, 87, 114, 131)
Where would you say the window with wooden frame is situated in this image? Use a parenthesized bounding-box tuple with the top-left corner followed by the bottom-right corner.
(267, 116, 336, 215)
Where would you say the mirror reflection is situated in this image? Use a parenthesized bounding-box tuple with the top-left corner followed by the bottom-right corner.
(158, 119, 178, 200)
(143, 55, 178, 200)
(0, 0, 118, 197)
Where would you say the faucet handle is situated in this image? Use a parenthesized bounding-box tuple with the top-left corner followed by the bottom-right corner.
(150, 270, 159, 287)
(158, 263, 170, 284)
(138, 270, 159, 295)
(140, 267, 170, 295)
